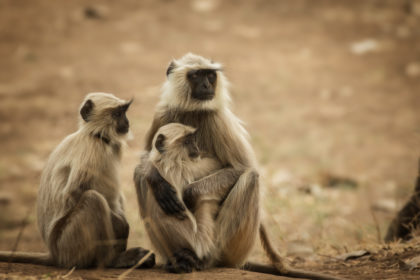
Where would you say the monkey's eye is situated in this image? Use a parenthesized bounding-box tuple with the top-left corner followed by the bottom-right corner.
(184, 139, 191, 145)
(191, 73, 198, 79)
(207, 72, 216, 83)
(112, 110, 123, 119)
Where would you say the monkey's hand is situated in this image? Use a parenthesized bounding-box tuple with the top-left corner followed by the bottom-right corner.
(182, 186, 196, 210)
(146, 167, 187, 220)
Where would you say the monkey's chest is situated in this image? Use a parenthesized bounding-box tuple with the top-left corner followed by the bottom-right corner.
(163, 110, 219, 158)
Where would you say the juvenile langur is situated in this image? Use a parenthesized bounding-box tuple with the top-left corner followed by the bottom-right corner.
(134, 54, 340, 280)
(385, 159, 420, 242)
(0, 93, 155, 269)
(137, 123, 238, 272)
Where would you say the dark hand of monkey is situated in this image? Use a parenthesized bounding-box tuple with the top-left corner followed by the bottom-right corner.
(147, 167, 187, 220)
(182, 187, 196, 210)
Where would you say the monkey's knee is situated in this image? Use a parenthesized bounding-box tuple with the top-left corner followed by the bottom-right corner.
(111, 213, 129, 252)
(245, 168, 259, 186)
(51, 190, 115, 268)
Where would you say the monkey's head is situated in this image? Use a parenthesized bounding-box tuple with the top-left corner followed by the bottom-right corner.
(160, 53, 231, 111)
(79, 92, 132, 140)
(150, 123, 200, 163)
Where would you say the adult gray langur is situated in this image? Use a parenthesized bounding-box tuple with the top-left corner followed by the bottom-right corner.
(134, 54, 341, 280)
(137, 123, 237, 272)
(0, 93, 155, 269)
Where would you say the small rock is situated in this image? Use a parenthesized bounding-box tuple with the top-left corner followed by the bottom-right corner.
(405, 62, 420, 77)
(298, 183, 324, 198)
(84, 5, 109, 19)
(338, 250, 370, 261)
(321, 173, 358, 189)
(371, 199, 397, 213)
(350, 39, 379, 55)
(271, 169, 293, 186)
(190, 0, 219, 13)
(287, 242, 314, 257)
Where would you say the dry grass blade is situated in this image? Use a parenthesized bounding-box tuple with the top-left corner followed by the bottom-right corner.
(62, 267, 76, 278)
(117, 251, 153, 280)
(6, 208, 32, 273)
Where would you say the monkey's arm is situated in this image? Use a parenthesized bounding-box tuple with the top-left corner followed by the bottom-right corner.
(144, 116, 162, 151)
(183, 168, 243, 210)
(146, 167, 187, 220)
(134, 157, 187, 220)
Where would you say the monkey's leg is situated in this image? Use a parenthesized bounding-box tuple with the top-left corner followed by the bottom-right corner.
(192, 201, 218, 268)
(215, 169, 260, 267)
(110, 212, 155, 269)
(183, 168, 243, 210)
(145, 197, 202, 273)
(162, 202, 218, 272)
(49, 190, 116, 268)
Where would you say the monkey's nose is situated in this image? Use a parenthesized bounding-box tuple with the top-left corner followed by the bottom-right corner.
(189, 151, 199, 158)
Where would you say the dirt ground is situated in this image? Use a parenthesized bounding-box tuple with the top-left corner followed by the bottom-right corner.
(0, 0, 420, 279)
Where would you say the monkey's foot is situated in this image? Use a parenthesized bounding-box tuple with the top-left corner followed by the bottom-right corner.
(112, 247, 155, 269)
(165, 248, 201, 273)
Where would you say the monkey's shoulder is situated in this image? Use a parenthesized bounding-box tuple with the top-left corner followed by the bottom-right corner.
(159, 108, 217, 127)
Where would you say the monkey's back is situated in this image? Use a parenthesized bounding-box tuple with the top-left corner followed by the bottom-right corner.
(37, 131, 121, 242)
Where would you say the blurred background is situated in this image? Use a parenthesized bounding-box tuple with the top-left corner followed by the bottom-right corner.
(0, 0, 419, 272)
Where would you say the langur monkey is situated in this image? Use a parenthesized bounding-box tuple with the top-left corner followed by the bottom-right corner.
(136, 122, 240, 272)
(134, 54, 342, 280)
(0, 93, 155, 269)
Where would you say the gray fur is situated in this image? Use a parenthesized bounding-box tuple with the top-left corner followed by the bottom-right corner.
(0, 93, 155, 269)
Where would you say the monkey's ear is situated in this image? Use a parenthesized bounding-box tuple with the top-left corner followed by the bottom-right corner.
(166, 61, 176, 77)
(155, 134, 166, 153)
(122, 99, 133, 112)
(80, 99, 94, 122)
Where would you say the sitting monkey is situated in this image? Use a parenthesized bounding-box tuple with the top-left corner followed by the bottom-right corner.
(136, 123, 240, 272)
(0, 93, 155, 269)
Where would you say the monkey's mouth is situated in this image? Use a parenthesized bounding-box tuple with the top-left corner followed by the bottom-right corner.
(191, 90, 215, 101)
(116, 125, 129, 134)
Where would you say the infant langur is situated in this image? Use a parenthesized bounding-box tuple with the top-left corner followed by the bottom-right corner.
(0, 93, 155, 269)
(139, 123, 224, 271)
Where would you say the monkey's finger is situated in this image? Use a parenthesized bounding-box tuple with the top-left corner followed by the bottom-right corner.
(162, 190, 185, 211)
(163, 200, 187, 220)
(159, 197, 183, 216)
(164, 197, 186, 218)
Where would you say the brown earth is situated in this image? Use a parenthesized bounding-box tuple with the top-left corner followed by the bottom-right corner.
(1, 0, 420, 279)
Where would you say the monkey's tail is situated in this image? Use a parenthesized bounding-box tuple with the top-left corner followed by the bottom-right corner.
(0, 251, 52, 266)
(245, 223, 345, 280)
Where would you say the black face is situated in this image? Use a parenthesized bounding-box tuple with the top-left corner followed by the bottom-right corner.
(183, 133, 199, 159)
(187, 69, 217, 101)
(112, 101, 132, 134)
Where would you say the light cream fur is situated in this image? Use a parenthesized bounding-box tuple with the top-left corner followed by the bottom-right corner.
(36, 92, 129, 267)
(136, 53, 261, 269)
(143, 123, 222, 262)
